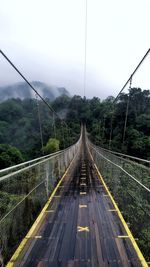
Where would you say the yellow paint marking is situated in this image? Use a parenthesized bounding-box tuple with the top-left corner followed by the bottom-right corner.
(77, 226, 89, 232)
(80, 192, 86, 195)
(79, 204, 87, 208)
(118, 238, 129, 240)
(6, 152, 77, 267)
(89, 150, 148, 267)
(35, 236, 42, 239)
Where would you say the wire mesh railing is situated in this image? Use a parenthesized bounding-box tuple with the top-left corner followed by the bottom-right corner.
(88, 141, 150, 262)
(0, 138, 81, 264)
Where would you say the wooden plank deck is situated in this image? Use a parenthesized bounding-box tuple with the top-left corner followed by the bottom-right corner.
(12, 145, 142, 267)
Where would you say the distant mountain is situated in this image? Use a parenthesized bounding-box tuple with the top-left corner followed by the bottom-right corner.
(0, 81, 70, 102)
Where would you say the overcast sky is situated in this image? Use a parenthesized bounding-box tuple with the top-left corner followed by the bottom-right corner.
(0, 0, 150, 99)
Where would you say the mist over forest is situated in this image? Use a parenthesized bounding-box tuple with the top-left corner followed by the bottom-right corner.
(0, 85, 149, 168)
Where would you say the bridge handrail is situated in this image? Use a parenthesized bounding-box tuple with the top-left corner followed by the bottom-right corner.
(0, 144, 75, 180)
(0, 145, 78, 182)
(0, 136, 82, 221)
(0, 133, 82, 182)
(88, 142, 150, 193)
(0, 150, 63, 174)
(0, 148, 68, 175)
(96, 146, 150, 165)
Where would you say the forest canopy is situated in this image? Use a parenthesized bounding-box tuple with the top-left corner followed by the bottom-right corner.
(0, 87, 149, 169)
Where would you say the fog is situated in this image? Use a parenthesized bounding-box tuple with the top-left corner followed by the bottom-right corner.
(0, 0, 150, 99)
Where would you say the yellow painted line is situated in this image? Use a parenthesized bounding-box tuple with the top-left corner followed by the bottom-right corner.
(90, 153, 148, 267)
(79, 204, 87, 208)
(77, 226, 89, 232)
(6, 152, 77, 267)
(80, 192, 86, 195)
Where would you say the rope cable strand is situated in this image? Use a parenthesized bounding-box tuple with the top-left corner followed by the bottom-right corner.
(114, 48, 150, 103)
(35, 94, 44, 153)
(0, 49, 72, 135)
(83, 0, 88, 98)
(122, 76, 132, 145)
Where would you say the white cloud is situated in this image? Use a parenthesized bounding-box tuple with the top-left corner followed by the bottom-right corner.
(0, 0, 150, 99)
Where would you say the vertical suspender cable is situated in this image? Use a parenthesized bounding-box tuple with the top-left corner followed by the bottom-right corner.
(109, 111, 114, 150)
(122, 76, 132, 146)
(83, 0, 88, 98)
(0, 50, 73, 136)
(36, 94, 44, 154)
(113, 49, 150, 103)
(52, 113, 56, 139)
(61, 121, 65, 149)
(64, 123, 69, 146)
(108, 49, 150, 150)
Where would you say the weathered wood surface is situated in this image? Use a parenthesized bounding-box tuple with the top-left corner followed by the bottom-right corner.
(14, 145, 142, 267)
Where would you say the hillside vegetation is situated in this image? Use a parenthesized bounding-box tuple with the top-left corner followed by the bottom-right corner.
(0, 87, 149, 169)
(0, 81, 70, 102)
(0, 87, 149, 262)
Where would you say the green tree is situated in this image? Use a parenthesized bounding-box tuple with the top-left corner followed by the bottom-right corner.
(0, 144, 24, 169)
(43, 138, 60, 154)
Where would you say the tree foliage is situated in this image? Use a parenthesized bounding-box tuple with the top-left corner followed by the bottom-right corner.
(0, 88, 149, 261)
(0, 144, 24, 169)
(0, 88, 149, 162)
(43, 138, 59, 154)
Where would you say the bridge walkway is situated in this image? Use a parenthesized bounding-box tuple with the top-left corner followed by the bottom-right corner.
(8, 140, 143, 267)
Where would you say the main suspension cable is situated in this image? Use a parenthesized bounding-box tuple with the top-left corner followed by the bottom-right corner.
(0, 49, 71, 132)
(108, 48, 150, 150)
(113, 48, 150, 103)
(83, 0, 88, 98)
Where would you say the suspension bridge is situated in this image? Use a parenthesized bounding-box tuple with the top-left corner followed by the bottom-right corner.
(0, 47, 150, 267)
(0, 125, 149, 267)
